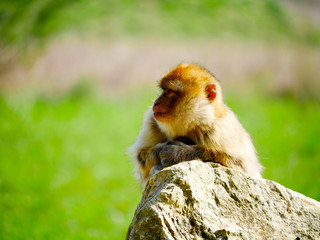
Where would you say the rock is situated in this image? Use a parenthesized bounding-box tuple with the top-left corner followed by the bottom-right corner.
(126, 161, 320, 240)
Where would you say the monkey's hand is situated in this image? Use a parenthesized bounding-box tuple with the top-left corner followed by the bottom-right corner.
(138, 144, 162, 166)
(159, 141, 199, 167)
(137, 143, 168, 178)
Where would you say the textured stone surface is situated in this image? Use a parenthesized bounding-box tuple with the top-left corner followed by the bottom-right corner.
(127, 161, 320, 240)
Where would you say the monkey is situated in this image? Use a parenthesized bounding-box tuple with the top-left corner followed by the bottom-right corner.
(129, 63, 263, 187)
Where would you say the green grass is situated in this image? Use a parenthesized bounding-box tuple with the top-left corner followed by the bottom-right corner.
(0, 89, 155, 240)
(0, 88, 319, 239)
(1, 0, 320, 47)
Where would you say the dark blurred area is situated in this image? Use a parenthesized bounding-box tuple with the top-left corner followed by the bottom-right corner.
(0, 1, 319, 239)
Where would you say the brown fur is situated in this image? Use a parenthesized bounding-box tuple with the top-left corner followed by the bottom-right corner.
(129, 63, 263, 187)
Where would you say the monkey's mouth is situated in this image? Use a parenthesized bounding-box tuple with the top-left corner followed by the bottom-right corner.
(153, 112, 168, 120)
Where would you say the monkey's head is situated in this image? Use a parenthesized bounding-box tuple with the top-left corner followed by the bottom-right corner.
(152, 63, 224, 137)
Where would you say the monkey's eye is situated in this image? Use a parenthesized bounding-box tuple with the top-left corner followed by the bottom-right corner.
(165, 88, 177, 97)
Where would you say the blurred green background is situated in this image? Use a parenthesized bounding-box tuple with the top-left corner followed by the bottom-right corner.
(1, 0, 320, 239)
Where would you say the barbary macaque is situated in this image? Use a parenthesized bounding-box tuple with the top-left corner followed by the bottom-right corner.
(129, 63, 263, 186)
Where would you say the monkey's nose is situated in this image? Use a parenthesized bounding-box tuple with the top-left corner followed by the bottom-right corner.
(153, 102, 165, 113)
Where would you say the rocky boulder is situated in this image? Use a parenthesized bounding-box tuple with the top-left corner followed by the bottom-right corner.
(127, 161, 320, 240)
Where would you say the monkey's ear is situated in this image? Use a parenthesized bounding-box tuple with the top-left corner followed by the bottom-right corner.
(206, 84, 217, 101)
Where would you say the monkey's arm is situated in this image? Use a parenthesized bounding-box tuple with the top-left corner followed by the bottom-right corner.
(158, 140, 242, 170)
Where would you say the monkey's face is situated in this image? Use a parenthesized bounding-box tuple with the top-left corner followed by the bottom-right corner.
(152, 84, 214, 121)
(152, 84, 217, 139)
(152, 86, 192, 138)
(152, 87, 180, 121)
